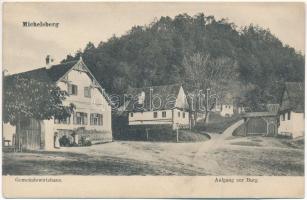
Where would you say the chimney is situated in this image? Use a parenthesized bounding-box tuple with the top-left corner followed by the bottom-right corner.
(45, 55, 54, 69)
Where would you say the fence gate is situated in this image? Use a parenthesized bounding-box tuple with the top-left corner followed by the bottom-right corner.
(246, 118, 267, 135)
(268, 123, 276, 136)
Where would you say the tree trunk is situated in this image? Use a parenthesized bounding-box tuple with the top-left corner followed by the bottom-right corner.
(16, 118, 21, 151)
(204, 111, 209, 123)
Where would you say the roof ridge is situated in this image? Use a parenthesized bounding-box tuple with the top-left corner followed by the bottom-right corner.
(49, 60, 78, 68)
(8, 67, 46, 77)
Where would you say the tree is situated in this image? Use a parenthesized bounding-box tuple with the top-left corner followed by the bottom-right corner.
(183, 53, 238, 123)
(60, 13, 304, 110)
(3, 75, 75, 126)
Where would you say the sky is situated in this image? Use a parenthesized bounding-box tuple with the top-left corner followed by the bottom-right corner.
(3, 2, 305, 74)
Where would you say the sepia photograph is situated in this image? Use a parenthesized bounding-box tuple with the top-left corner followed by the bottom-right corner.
(2, 2, 305, 198)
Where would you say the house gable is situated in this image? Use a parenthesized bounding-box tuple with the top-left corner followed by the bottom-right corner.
(175, 86, 189, 110)
(56, 58, 112, 106)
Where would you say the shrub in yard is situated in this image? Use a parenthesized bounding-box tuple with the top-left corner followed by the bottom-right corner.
(178, 130, 210, 142)
(59, 135, 71, 147)
(80, 136, 92, 146)
(84, 140, 92, 146)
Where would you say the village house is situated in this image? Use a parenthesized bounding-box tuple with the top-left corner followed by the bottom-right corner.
(4, 56, 112, 150)
(278, 82, 304, 138)
(212, 94, 245, 117)
(124, 84, 190, 130)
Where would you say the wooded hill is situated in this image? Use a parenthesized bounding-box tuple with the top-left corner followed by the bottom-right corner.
(61, 13, 304, 111)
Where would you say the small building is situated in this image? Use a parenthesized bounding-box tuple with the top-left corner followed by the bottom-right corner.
(4, 56, 113, 150)
(125, 84, 190, 130)
(212, 94, 245, 117)
(278, 82, 304, 138)
(241, 104, 279, 136)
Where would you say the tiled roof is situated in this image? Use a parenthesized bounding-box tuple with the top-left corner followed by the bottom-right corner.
(243, 112, 276, 118)
(125, 84, 184, 112)
(5, 59, 113, 106)
(47, 60, 78, 81)
(6, 60, 78, 83)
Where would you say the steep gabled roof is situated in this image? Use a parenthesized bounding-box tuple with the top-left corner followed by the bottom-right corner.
(5, 67, 51, 83)
(5, 58, 112, 105)
(280, 82, 304, 113)
(47, 60, 79, 81)
(6, 60, 79, 83)
(125, 84, 183, 112)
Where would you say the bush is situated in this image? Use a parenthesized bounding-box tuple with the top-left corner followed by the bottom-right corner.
(80, 136, 92, 146)
(59, 135, 71, 147)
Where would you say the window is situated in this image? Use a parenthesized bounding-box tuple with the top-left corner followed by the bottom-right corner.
(288, 111, 291, 120)
(178, 112, 180, 117)
(54, 116, 70, 124)
(130, 113, 133, 117)
(90, 113, 103, 126)
(68, 84, 78, 95)
(74, 112, 87, 125)
(183, 112, 185, 118)
(84, 87, 91, 98)
(282, 113, 285, 121)
(162, 111, 166, 118)
(153, 112, 158, 118)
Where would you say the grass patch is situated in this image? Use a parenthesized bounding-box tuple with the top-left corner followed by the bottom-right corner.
(178, 130, 210, 142)
(280, 138, 304, 149)
(251, 138, 262, 142)
(115, 125, 210, 142)
(194, 113, 242, 133)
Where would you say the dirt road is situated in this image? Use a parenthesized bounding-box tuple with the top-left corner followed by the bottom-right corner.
(3, 120, 303, 176)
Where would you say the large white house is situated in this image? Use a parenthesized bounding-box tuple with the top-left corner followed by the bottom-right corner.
(125, 84, 190, 129)
(4, 56, 112, 150)
(278, 82, 304, 138)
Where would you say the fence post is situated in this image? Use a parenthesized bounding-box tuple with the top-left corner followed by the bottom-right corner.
(176, 126, 179, 143)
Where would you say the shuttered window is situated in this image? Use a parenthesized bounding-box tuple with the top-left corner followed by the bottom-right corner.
(74, 112, 87, 125)
(54, 116, 70, 124)
(288, 111, 291, 120)
(68, 84, 78, 95)
(84, 87, 91, 98)
(282, 113, 285, 121)
(90, 113, 103, 126)
(162, 111, 166, 118)
(153, 112, 158, 118)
